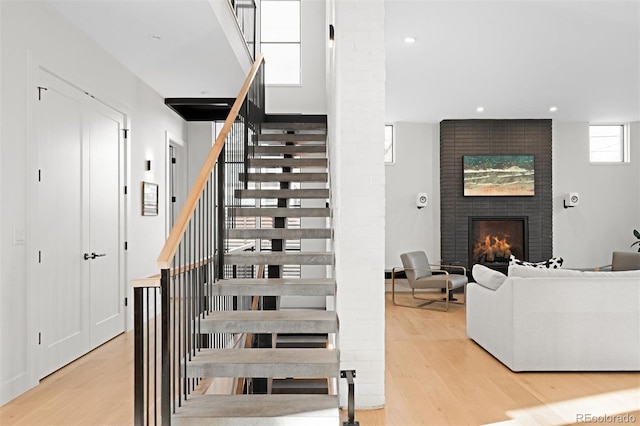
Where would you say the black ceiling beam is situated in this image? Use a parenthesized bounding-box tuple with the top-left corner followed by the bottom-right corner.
(165, 98, 235, 121)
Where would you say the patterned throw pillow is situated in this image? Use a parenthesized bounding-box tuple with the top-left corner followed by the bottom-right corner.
(509, 255, 564, 269)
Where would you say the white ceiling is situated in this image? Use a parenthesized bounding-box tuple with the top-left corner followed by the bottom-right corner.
(48, 0, 639, 123)
(386, 0, 640, 123)
(48, 0, 251, 99)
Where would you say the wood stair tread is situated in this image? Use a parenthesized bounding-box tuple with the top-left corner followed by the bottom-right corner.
(225, 252, 333, 265)
(233, 207, 330, 217)
(253, 145, 326, 154)
(227, 228, 330, 239)
(235, 188, 329, 199)
(172, 394, 338, 424)
(212, 278, 335, 296)
(184, 348, 339, 378)
(239, 172, 328, 182)
(200, 310, 338, 334)
(261, 122, 327, 131)
(248, 158, 327, 168)
(258, 133, 326, 142)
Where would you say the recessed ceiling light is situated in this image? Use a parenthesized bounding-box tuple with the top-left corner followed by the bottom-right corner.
(476, 106, 484, 113)
(549, 106, 558, 112)
(150, 35, 162, 41)
(404, 36, 416, 44)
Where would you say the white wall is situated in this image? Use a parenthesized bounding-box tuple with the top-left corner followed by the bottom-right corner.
(385, 122, 441, 270)
(186, 122, 216, 190)
(265, 0, 327, 114)
(553, 121, 640, 268)
(327, 0, 385, 410)
(0, 1, 186, 405)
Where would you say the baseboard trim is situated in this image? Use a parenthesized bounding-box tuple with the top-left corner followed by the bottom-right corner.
(1, 371, 36, 406)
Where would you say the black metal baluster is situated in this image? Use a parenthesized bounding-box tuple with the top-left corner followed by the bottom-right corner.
(134, 288, 144, 426)
(161, 269, 170, 426)
(153, 288, 157, 426)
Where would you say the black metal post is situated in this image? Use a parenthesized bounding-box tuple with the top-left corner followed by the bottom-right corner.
(133, 288, 144, 426)
(217, 145, 226, 280)
(341, 370, 359, 426)
(161, 269, 171, 425)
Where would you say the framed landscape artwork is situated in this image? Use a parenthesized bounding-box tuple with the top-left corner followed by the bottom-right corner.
(463, 155, 535, 196)
(142, 181, 159, 215)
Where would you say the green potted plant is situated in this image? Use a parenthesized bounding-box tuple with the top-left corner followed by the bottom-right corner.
(632, 229, 640, 252)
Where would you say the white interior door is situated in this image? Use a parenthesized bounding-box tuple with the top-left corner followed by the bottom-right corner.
(167, 134, 186, 235)
(35, 72, 90, 378)
(35, 70, 125, 378)
(87, 103, 125, 348)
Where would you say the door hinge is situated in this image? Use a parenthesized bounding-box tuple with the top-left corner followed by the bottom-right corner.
(38, 169, 41, 182)
(172, 157, 177, 164)
(37, 86, 48, 101)
(123, 129, 129, 139)
(172, 196, 176, 203)
(124, 241, 128, 250)
(38, 251, 42, 263)
(38, 332, 42, 345)
(124, 186, 127, 195)
(124, 297, 128, 307)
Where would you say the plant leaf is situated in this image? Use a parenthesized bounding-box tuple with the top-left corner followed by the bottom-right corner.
(632, 241, 640, 247)
(634, 229, 640, 239)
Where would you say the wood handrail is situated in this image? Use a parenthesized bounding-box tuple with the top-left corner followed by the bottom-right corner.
(157, 53, 265, 269)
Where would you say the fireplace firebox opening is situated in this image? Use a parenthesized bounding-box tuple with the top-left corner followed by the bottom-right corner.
(469, 217, 528, 272)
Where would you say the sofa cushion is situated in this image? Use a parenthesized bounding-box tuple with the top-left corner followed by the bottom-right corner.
(508, 264, 640, 278)
(509, 255, 564, 269)
(472, 264, 507, 290)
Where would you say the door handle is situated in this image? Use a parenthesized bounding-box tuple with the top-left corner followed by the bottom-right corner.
(84, 253, 106, 260)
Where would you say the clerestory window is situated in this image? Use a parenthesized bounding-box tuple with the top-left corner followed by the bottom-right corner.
(589, 124, 628, 163)
(261, 0, 301, 85)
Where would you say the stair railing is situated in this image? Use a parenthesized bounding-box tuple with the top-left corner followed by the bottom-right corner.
(229, 0, 257, 59)
(132, 53, 264, 426)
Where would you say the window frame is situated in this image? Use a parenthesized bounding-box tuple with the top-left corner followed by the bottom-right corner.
(588, 123, 629, 164)
(385, 124, 395, 164)
(260, 0, 302, 86)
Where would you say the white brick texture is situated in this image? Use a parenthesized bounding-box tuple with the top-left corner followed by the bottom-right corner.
(327, 0, 386, 410)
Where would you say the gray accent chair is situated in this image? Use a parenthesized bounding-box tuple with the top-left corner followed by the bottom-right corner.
(392, 251, 468, 311)
(612, 251, 640, 271)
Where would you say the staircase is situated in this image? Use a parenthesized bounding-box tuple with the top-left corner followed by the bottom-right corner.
(171, 116, 340, 425)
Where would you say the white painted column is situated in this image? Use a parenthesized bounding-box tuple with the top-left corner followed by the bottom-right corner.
(327, 0, 386, 409)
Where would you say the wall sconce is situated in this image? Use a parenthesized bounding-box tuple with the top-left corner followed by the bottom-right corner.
(145, 160, 152, 171)
(329, 24, 335, 48)
(563, 192, 580, 208)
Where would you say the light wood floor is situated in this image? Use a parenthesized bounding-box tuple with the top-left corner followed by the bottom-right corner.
(2, 294, 639, 425)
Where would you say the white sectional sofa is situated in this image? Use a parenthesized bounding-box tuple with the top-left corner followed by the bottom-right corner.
(466, 265, 640, 371)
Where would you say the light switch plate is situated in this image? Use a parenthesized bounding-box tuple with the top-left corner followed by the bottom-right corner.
(13, 228, 26, 245)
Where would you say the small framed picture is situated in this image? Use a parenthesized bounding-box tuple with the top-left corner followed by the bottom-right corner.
(142, 182, 159, 216)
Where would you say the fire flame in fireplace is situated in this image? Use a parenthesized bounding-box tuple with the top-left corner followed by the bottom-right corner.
(473, 235, 512, 263)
